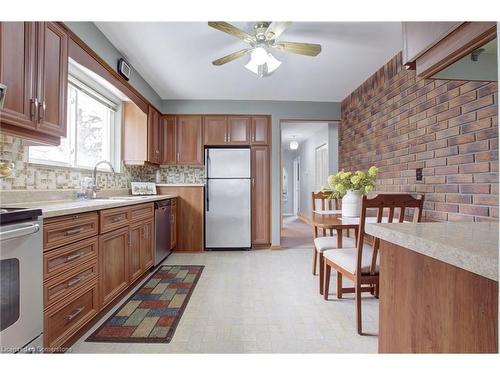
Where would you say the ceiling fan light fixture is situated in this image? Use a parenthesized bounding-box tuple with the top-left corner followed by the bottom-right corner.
(265, 53, 281, 74)
(250, 46, 269, 65)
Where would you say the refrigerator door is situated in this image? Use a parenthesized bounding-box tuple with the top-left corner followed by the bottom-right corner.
(206, 148, 251, 178)
(205, 178, 251, 248)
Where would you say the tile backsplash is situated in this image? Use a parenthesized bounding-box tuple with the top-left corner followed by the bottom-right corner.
(156, 165, 204, 184)
(0, 134, 203, 191)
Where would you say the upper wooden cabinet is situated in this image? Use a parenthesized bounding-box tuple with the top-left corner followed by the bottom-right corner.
(147, 105, 161, 164)
(251, 116, 270, 145)
(203, 116, 227, 145)
(160, 115, 176, 165)
(227, 116, 250, 144)
(0, 21, 67, 144)
(176, 115, 203, 165)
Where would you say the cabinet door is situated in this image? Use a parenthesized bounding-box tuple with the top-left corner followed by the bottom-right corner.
(176, 115, 203, 165)
(140, 219, 154, 270)
(129, 223, 142, 283)
(147, 106, 161, 164)
(0, 22, 37, 130)
(36, 22, 68, 137)
(227, 116, 250, 144)
(99, 227, 129, 308)
(251, 116, 270, 145)
(203, 116, 227, 145)
(251, 146, 271, 246)
(161, 115, 176, 164)
(171, 199, 177, 250)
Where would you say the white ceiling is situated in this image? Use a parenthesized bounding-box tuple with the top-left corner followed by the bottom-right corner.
(281, 122, 331, 148)
(95, 22, 402, 102)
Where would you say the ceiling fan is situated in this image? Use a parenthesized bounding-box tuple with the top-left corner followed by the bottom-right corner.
(208, 21, 322, 77)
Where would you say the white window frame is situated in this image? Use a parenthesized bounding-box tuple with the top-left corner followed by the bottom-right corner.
(28, 74, 122, 172)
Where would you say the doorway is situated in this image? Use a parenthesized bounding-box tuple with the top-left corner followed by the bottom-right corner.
(280, 120, 339, 249)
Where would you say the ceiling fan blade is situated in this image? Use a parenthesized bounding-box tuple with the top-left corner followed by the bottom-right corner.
(265, 21, 292, 40)
(208, 22, 254, 43)
(212, 49, 251, 66)
(275, 41, 322, 56)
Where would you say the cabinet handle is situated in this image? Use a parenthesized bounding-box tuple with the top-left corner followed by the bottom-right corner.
(65, 227, 83, 236)
(30, 98, 38, 121)
(67, 275, 85, 287)
(66, 307, 84, 321)
(177, 152, 180, 162)
(38, 100, 46, 121)
(65, 251, 84, 262)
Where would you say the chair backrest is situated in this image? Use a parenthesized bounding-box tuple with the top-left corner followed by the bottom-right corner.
(311, 191, 339, 211)
(356, 194, 424, 276)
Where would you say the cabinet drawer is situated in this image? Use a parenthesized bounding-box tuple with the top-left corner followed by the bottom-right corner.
(43, 280, 99, 349)
(44, 212, 98, 250)
(44, 260, 98, 308)
(130, 202, 154, 222)
(43, 237, 98, 280)
(99, 207, 130, 233)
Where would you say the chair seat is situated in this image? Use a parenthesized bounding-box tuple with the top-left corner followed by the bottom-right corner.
(313, 236, 337, 252)
(323, 245, 379, 275)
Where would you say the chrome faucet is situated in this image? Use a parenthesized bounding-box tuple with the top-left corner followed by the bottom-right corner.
(91, 160, 116, 199)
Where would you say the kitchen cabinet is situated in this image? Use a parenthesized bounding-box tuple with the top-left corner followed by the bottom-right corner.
(176, 115, 203, 165)
(251, 116, 270, 145)
(251, 146, 271, 247)
(148, 105, 162, 164)
(128, 223, 143, 283)
(157, 186, 204, 252)
(203, 116, 227, 145)
(140, 219, 154, 270)
(161, 115, 176, 164)
(0, 21, 67, 145)
(98, 226, 129, 308)
(227, 116, 250, 144)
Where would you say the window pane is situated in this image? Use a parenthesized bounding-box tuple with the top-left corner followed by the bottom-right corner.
(75, 90, 113, 169)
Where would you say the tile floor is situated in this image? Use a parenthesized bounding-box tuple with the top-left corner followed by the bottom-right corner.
(71, 242, 379, 353)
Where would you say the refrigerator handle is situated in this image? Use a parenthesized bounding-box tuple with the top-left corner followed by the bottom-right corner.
(206, 179, 209, 212)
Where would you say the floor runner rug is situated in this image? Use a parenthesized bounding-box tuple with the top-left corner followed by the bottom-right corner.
(86, 265, 204, 343)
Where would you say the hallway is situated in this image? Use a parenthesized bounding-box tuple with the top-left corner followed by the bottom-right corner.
(281, 216, 313, 249)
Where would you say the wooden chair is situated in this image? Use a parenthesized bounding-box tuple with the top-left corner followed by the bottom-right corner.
(311, 192, 339, 276)
(322, 193, 424, 335)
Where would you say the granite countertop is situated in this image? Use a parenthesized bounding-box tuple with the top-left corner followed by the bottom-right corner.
(4, 194, 178, 218)
(365, 222, 499, 281)
(156, 183, 204, 187)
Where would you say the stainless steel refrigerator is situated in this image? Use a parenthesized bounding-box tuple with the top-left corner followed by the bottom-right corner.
(204, 148, 251, 249)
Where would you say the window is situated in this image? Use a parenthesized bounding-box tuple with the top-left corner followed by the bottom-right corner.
(29, 76, 121, 171)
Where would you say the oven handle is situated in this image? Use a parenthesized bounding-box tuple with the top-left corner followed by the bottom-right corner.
(0, 223, 40, 241)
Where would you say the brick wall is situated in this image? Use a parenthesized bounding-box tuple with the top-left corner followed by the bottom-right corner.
(340, 52, 498, 222)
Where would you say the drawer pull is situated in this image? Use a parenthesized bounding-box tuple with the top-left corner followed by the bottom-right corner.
(65, 227, 83, 236)
(67, 275, 85, 287)
(66, 307, 84, 322)
(65, 252, 84, 262)
(111, 215, 125, 223)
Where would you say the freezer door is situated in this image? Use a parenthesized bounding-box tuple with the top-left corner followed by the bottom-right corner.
(205, 148, 251, 178)
(205, 178, 251, 248)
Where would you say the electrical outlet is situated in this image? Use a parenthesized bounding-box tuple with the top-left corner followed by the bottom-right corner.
(416, 168, 423, 181)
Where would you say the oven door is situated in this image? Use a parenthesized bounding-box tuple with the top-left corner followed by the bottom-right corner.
(0, 220, 43, 352)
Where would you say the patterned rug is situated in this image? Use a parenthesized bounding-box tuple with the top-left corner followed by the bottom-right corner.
(86, 265, 204, 343)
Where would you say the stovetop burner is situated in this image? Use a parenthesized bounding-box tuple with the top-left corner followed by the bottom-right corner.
(0, 207, 42, 225)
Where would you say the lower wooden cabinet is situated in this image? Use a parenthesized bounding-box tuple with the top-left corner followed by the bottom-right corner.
(251, 146, 271, 247)
(170, 199, 177, 250)
(98, 226, 129, 308)
(140, 219, 154, 270)
(128, 222, 143, 283)
(43, 279, 99, 349)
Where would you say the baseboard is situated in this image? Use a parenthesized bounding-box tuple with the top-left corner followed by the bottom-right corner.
(270, 244, 282, 250)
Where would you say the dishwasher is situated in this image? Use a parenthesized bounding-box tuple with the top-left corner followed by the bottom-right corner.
(154, 199, 172, 266)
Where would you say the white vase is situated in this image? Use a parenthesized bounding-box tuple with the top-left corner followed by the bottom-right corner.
(342, 190, 362, 217)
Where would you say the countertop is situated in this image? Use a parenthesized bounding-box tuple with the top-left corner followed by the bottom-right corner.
(365, 222, 499, 281)
(4, 194, 178, 218)
(156, 183, 204, 187)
